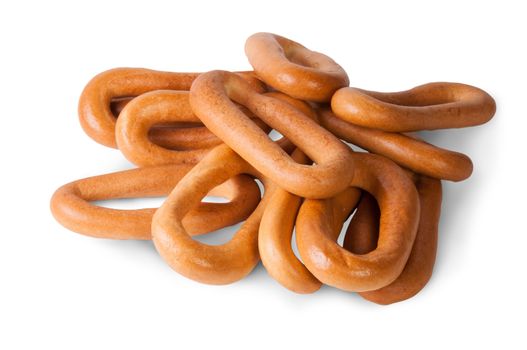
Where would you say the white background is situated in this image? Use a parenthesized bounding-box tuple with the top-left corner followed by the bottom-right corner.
(1, 0, 525, 349)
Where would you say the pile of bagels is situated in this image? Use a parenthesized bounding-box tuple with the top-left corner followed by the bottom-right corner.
(51, 33, 496, 305)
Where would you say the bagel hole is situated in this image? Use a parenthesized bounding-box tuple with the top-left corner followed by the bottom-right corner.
(190, 178, 262, 246)
(291, 228, 302, 260)
(110, 97, 133, 116)
(339, 192, 380, 255)
(192, 221, 243, 246)
(92, 195, 231, 208)
(345, 141, 368, 153)
(337, 213, 354, 247)
(255, 179, 265, 195)
(93, 196, 168, 209)
(269, 130, 283, 141)
(201, 195, 229, 204)
(147, 123, 214, 151)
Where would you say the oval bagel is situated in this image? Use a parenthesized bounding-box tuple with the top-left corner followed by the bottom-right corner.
(295, 152, 420, 292)
(50, 164, 261, 240)
(115, 90, 209, 166)
(245, 33, 349, 102)
(152, 144, 278, 285)
(354, 176, 442, 304)
(78, 68, 264, 148)
(111, 96, 222, 151)
(189, 70, 354, 199)
(331, 82, 496, 132)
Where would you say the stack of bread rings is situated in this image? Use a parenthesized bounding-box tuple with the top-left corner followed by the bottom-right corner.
(51, 32, 496, 304)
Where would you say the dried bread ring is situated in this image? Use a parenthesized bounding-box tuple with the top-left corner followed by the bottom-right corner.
(50, 164, 260, 240)
(344, 176, 442, 304)
(111, 96, 222, 151)
(331, 82, 496, 132)
(189, 70, 354, 199)
(295, 152, 420, 292)
(152, 144, 276, 285)
(78, 68, 264, 148)
(115, 91, 209, 166)
(245, 33, 349, 102)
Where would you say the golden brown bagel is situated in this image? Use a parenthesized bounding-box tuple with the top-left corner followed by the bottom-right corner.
(115, 90, 209, 166)
(245, 33, 349, 102)
(331, 83, 496, 132)
(78, 68, 264, 148)
(347, 175, 442, 304)
(50, 164, 260, 240)
(295, 152, 420, 292)
(152, 144, 275, 285)
(111, 96, 222, 151)
(189, 70, 354, 199)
